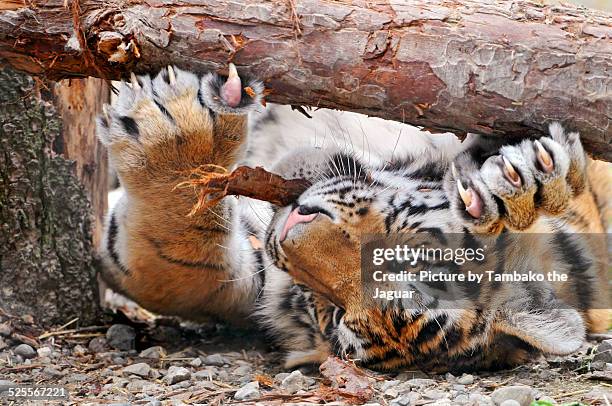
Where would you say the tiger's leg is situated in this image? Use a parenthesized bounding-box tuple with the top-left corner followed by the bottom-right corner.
(446, 123, 608, 356)
(97, 66, 264, 323)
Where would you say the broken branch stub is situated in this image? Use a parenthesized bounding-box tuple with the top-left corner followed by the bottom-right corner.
(176, 166, 311, 216)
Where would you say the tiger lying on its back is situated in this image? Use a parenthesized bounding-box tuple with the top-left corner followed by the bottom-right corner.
(97, 66, 610, 372)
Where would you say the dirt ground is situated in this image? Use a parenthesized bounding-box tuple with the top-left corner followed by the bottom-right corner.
(1, 298, 612, 406)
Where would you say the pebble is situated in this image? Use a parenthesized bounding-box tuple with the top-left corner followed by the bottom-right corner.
(274, 372, 290, 383)
(194, 368, 217, 380)
(457, 374, 474, 385)
(500, 401, 521, 406)
(391, 392, 422, 406)
(405, 378, 436, 388)
(73, 344, 87, 356)
(88, 337, 109, 353)
(106, 324, 136, 351)
(126, 379, 149, 392)
(280, 370, 314, 394)
(190, 357, 202, 367)
(123, 363, 151, 378)
(202, 353, 226, 366)
(37, 346, 52, 358)
(594, 340, 612, 363)
(165, 366, 191, 384)
(14, 343, 36, 359)
(491, 385, 534, 406)
(0, 338, 6, 351)
(234, 381, 260, 401)
(0, 323, 12, 337)
(42, 366, 64, 378)
(140, 346, 166, 360)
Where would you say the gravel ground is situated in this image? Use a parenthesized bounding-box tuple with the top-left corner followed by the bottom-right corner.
(1, 303, 612, 406)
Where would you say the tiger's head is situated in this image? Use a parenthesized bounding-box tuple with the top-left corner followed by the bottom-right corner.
(261, 147, 590, 371)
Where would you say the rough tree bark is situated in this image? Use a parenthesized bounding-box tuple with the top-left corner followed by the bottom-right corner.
(0, 66, 108, 327)
(0, 0, 610, 160)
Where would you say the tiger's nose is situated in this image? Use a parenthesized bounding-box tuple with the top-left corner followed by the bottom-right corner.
(280, 206, 318, 242)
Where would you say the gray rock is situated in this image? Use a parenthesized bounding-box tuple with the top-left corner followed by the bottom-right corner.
(234, 381, 260, 401)
(42, 366, 64, 378)
(66, 373, 89, 383)
(594, 340, 612, 363)
(457, 374, 474, 385)
(381, 380, 400, 391)
(106, 324, 136, 351)
(281, 370, 314, 394)
(126, 379, 149, 392)
(0, 380, 16, 390)
(468, 393, 493, 406)
(274, 372, 290, 383)
(123, 363, 151, 378)
(405, 378, 436, 388)
(194, 368, 217, 381)
(165, 366, 191, 384)
(140, 346, 165, 360)
(491, 386, 534, 406)
(0, 338, 7, 351)
(14, 344, 36, 359)
(233, 365, 252, 376)
(423, 389, 446, 400)
(592, 361, 606, 371)
(145, 401, 162, 406)
(203, 353, 226, 366)
(0, 323, 12, 337)
(37, 346, 52, 358)
(190, 357, 202, 367)
(88, 337, 108, 353)
(391, 392, 422, 406)
(500, 401, 521, 406)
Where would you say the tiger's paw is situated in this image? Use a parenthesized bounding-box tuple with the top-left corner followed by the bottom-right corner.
(446, 123, 587, 232)
(96, 65, 263, 192)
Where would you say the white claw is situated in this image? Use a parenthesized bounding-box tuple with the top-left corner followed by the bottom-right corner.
(456, 178, 472, 207)
(228, 62, 238, 79)
(502, 156, 521, 185)
(451, 162, 458, 179)
(167, 65, 176, 84)
(130, 72, 141, 90)
(534, 140, 553, 172)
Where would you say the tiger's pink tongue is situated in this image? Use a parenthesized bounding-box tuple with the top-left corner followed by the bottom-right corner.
(280, 208, 318, 242)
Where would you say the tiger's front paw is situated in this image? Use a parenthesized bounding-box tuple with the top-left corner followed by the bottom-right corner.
(446, 123, 587, 232)
(96, 64, 263, 192)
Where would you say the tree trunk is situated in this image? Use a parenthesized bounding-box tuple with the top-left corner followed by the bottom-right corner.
(0, 0, 610, 160)
(0, 66, 108, 327)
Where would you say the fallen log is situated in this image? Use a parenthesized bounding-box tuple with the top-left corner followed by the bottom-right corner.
(0, 0, 610, 160)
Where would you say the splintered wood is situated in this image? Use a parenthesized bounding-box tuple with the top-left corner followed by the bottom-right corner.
(176, 165, 311, 216)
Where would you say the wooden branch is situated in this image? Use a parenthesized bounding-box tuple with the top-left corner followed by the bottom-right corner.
(176, 166, 311, 215)
(0, 0, 610, 160)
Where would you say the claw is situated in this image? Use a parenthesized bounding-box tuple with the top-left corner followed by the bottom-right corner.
(534, 140, 554, 173)
(502, 156, 521, 187)
(167, 65, 176, 85)
(456, 178, 472, 207)
(130, 72, 141, 90)
(220, 62, 242, 108)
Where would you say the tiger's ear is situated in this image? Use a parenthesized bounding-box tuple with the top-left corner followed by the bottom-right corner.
(494, 305, 585, 355)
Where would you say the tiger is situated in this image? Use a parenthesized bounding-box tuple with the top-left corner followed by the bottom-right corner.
(96, 65, 610, 372)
